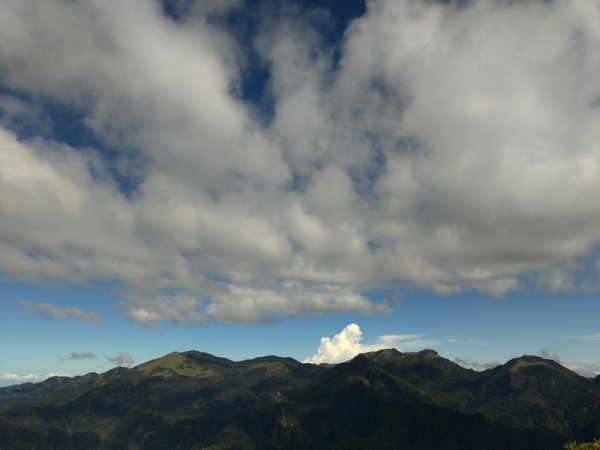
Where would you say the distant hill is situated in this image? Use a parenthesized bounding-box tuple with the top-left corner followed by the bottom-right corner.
(1, 349, 598, 449)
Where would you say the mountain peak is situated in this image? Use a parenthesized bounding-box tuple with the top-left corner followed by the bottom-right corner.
(362, 348, 441, 363)
(328, 352, 404, 395)
(132, 350, 233, 379)
(363, 348, 403, 362)
(133, 352, 187, 377)
(181, 350, 234, 365)
(417, 348, 439, 359)
(504, 354, 563, 372)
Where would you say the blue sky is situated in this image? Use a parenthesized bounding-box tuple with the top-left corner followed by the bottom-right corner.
(1, 0, 599, 385)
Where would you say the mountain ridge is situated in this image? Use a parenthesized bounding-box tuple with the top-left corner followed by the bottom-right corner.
(1, 348, 598, 449)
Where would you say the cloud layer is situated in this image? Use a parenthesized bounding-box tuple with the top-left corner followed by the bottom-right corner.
(563, 333, 600, 341)
(304, 323, 439, 363)
(1, 0, 600, 325)
(0, 372, 71, 386)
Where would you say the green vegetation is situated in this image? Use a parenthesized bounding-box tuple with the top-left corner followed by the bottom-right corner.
(1, 349, 598, 449)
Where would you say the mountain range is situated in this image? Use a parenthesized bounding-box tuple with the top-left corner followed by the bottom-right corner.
(1, 349, 599, 449)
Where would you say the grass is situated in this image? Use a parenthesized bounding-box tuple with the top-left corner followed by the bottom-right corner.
(564, 439, 600, 450)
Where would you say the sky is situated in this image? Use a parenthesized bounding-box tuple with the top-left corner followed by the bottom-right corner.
(0, 0, 599, 386)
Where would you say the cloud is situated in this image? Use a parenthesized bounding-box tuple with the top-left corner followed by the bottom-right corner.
(535, 261, 581, 293)
(123, 293, 206, 329)
(0, 372, 71, 386)
(446, 337, 490, 346)
(60, 351, 97, 361)
(1, 1, 600, 325)
(304, 323, 439, 364)
(0, 94, 52, 136)
(304, 323, 364, 364)
(453, 358, 500, 371)
(206, 283, 391, 324)
(18, 301, 102, 323)
(562, 333, 600, 341)
(539, 349, 562, 364)
(565, 360, 600, 378)
(105, 353, 135, 367)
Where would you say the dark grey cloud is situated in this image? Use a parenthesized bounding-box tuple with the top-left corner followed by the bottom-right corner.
(1, 1, 600, 326)
(60, 351, 97, 361)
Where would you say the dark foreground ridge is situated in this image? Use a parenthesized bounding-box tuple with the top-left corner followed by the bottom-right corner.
(1, 349, 599, 449)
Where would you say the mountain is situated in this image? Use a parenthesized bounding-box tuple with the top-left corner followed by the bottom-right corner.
(1, 349, 598, 449)
(360, 349, 600, 438)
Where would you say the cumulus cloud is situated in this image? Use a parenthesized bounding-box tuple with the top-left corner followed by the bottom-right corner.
(105, 353, 135, 367)
(304, 323, 439, 364)
(0, 372, 71, 386)
(60, 351, 97, 361)
(1, 0, 600, 326)
(18, 301, 102, 323)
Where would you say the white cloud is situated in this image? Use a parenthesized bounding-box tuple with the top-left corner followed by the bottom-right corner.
(453, 358, 499, 371)
(0, 372, 71, 386)
(18, 301, 102, 323)
(123, 292, 206, 329)
(207, 283, 391, 324)
(105, 352, 135, 367)
(304, 323, 439, 364)
(304, 323, 363, 364)
(539, 349, 562, 364)
(563, 333, 600, 341)
(535, 261, 581, 293)
(1, 1, 600, 326)
(565, 360, 600, 378)
(446, 337, 490, 346)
